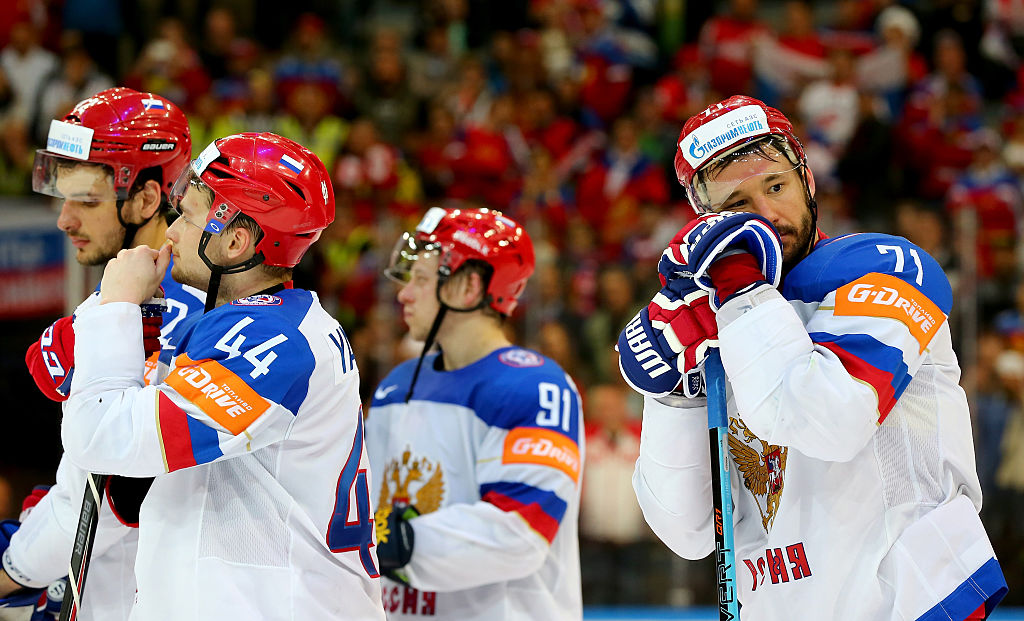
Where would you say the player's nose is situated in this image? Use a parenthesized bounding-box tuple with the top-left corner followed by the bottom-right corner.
(751, 194, 782, 225)
(56, 201, 79, 232)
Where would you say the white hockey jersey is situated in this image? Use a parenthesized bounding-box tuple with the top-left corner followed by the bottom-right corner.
(633, 233, 1008, 621)
(3, 265, 204, 621)
(61, 287, 384, 621)
(365, 346, 584, 620)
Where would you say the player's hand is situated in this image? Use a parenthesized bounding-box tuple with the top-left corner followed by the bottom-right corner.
(375, 503, 418, 584)
(671, 211, 782, 308)
(100, 244, 171, 306)
(617, 271, 715, 400)
(25, 317, 75, 402)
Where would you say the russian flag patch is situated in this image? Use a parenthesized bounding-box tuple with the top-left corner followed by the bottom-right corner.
(279, 154, 304, 174)
(142, 98, 166, 110)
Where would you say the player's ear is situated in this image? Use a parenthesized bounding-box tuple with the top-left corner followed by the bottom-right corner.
(223, 224, 255, 262)
(129, 179, 163, 220)
(804, 165, 816, 199)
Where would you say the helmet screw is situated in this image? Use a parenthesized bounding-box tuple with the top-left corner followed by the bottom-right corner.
(263, 194, 270, 201)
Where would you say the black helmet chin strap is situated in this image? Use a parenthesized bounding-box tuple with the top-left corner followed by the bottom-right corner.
(403, 268, 493, 402)
(198, 231, 266, 313)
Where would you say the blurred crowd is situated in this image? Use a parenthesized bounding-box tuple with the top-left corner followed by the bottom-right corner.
(1, 0, 1023, 607)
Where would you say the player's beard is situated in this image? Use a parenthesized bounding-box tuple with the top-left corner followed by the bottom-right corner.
(170, 259, 210, 293)
(778, 206, 815, 271)
(73, 226, 127, 266)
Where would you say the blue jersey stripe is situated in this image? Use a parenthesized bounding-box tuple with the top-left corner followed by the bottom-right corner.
(186, 410, 225, 465)
(480, 481, 568, 523)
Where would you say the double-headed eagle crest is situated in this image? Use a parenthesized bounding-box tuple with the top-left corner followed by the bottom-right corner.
(728, 418, 788, 533)
(374, 447, 445, 543)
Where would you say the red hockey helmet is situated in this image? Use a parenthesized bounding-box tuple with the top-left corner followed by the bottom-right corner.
(32, 87, 191, 201)
(673, 95, 806, 213)
(387, 207, 535, 315)
(170, 132, 335, 268)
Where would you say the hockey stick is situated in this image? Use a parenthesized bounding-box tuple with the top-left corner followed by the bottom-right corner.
(58, 472, 108, 621)
(705, 349, 739, 620)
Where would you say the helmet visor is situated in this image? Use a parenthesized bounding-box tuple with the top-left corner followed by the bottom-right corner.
(690, 135, 802, 213)
(169, 166, 240, 234)
(386, 231, 441, 285)
(32, 150, 121, 201)
(691, 136, 804, 213)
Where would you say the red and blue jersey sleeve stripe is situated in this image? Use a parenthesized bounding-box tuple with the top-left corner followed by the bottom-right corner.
(157, 391, 224, 472)
(480, 482, 567, 544)
(811, 332, 911, 422)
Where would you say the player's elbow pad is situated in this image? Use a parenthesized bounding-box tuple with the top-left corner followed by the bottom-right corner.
(633, 468, 714, 560)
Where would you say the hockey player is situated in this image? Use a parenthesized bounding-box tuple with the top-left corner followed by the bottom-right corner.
(1, 88, 202, 621)
(617, 96, 1008, 620)
(366, 207, 584, 620)
(57, 132, 384, 620)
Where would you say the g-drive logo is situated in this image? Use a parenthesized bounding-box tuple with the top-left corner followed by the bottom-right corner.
(47, 120, 94, 161)
(681, 105, 770, 170)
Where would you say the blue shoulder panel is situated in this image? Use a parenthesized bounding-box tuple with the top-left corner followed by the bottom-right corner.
(783, 233, 953, 314)
(372, 347, 580, 442)
(175, 289, 316, 414)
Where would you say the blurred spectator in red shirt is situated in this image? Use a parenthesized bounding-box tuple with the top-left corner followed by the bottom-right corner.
(947, 129, 1024, 282)
(575, 0, 656, 127)
(414, 101, 461, 199)
(520, 88, 580, 162)
(753, 0, 828, 108)
(698, 0, 769, 96)
(124, 17, 210, 109)
(899, 31, 985, 199)
(334, 117, 400, 223)
(447, 95, 523, 208)
(575, 116, 669, 258)
(653, 44, 711, 125)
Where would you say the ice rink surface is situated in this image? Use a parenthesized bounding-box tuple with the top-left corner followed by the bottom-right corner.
(582, 607, 1024, 620)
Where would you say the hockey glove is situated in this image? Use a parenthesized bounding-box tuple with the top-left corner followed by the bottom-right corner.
(25, 317, 75, 402)
(375, 503, 419, 584)
(671, 211, 782, 308)
(0, 520, 49, 614)
(618, 270, 716, 400)
(18, 487, 50, 522)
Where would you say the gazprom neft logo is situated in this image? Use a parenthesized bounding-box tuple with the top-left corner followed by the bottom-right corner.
(681, 105, 770, 170)
(192, 141, 222, 174)
(46, 120, 94, 160)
